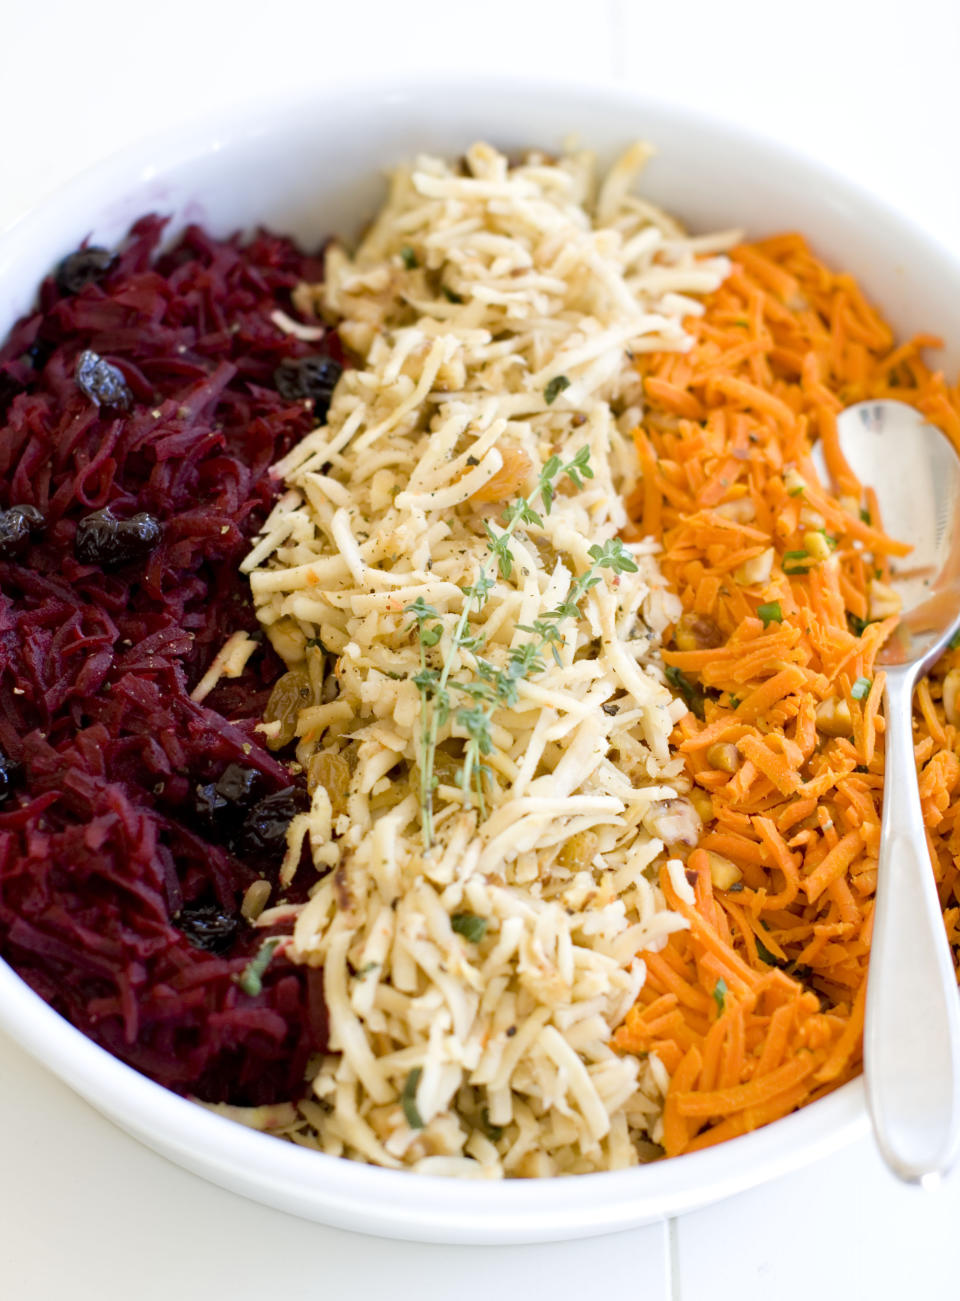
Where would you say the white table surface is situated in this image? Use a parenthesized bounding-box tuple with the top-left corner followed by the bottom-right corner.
(2, 1, 959, 1295)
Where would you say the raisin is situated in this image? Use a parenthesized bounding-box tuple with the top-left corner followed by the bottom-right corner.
(25, 341, 52, 370)
(0, 504, 46, 560)
(215, 763, 262, 808)
(75, 508, 161, 568)
(176, 903, 240, 955)
(75, 349, 133, 411)
(263, 669, 312, 750)
(0, 750, 20, 801)
(55, 247, 115, 295)
(241, 786, 309, 863)
(0, 368, 24, 415)
(193, 781, 228, 824)
(273, 356, 342, 420)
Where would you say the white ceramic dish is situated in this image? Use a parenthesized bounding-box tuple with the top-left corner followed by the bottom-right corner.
(1, 78, 957, 1244)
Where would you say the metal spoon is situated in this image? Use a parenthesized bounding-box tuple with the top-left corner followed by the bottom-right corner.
(830, 399, 960, 1184)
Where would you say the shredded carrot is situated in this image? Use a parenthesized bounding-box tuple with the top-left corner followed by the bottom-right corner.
(615, 233, 960, 1156)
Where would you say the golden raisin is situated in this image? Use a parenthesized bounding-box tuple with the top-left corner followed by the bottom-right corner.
(306, 750, 352, 817)
(674, 612, 724, 652)
(470, 447, 534, 503)
(264, 670, 313, 750)
(557, 830, 600, 870)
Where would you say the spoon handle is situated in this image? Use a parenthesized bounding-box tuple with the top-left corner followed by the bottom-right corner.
(864, 670, 960, 1183)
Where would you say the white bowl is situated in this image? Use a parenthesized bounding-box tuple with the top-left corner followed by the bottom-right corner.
(1, 77, 957, 1244)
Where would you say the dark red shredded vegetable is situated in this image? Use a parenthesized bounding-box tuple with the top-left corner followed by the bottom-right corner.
(0, 215, 341, 1105)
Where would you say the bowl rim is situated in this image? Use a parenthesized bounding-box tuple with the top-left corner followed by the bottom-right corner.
(6, 72, 953, 1239)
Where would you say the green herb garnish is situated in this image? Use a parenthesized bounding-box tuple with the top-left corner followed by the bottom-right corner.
(544, 375, 571, 404)
(851, 676, 872, 700)
(236, 937, 281, 996)
(664, 664, 706, 720)
(451, 912, 488, 943)
(713, 978, 728, 1015)
(860, 507, 872, 525)
(402, 1067, 424, 1129)
(441, 285, 463, 303)
(406, 447, 601, 847)
(757, 601, 783, 627)
(400, 245, 418, 269)
(949, 629, 960, 651)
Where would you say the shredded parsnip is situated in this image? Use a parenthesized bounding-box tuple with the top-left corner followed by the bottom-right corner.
(245, 142, 735, 1174)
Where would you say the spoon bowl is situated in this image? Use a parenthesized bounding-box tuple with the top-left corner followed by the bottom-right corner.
(831, 398, 960, 1183)
(834, 400, 960, 666)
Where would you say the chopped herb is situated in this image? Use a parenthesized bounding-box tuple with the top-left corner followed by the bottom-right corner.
(757, 600, 783, 627)
(402, 1067, 424, 1129)
(481, 1107, 503, 1142)
(236, 936, 281, 996)
(447, 910, 486, 941)
(305, 636, 329, 652)
(847, 612, 869, 637)
(400, 245, 418, 270)
(441, 285, 464, 303)
(754, 936, 782, 967)
(860, 506, 872, 525)
(851, 676, 872, 700)
(728, 695, 741, 710)
(787, 484, 805, 498)
(949, 628, 960, 651)
(451, 912, 488, 943)
(713, 978, 728, 1014)
(819, 529, 838, 550)
(357, 961, 379, 976)
(544, 374, 571, 404)
(664, 664, 706, 720)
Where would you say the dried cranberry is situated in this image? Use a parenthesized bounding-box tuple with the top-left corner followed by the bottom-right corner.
(176, 903, 240, 955)
(273, 356, 342, 420)
(55, 247, 116, 295)
(0, 504, 46, 560)
(75, 349, 133, 411)
(74, 508, 162, 568)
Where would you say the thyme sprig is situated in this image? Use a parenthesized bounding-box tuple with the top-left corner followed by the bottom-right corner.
(404, 446, 637, 848)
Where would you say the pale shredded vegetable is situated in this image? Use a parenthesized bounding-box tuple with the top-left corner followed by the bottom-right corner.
(244, 142, 736, 1175)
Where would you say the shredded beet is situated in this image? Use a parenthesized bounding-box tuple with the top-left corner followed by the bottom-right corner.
(0, 216, 340, 1105)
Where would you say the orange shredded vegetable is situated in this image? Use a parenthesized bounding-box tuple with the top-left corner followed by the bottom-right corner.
(613, 234, 960, 1157)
